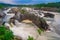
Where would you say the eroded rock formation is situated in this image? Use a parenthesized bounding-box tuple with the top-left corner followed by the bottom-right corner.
(13, 9, 49, 30)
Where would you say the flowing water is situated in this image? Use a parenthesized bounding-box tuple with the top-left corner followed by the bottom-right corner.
(44, 13, 60, 40)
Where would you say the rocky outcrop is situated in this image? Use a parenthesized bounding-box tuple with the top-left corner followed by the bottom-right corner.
(0, 7, 49, 40)
(14, 10, 49, 30)
(1, 7, 49, 30)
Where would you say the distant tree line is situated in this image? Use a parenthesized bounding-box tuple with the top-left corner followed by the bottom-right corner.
(0, 2, 60, 8)
(29, 2, 60, 8)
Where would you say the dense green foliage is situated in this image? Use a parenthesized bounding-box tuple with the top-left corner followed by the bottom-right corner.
(14, 2, 60, 8)
(26, 2, 60, 8)
(0, 25, 14, 40)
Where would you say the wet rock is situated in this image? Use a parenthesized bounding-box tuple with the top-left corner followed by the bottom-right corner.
(43, 13, 54, 18)
(14, 36, 22, 40)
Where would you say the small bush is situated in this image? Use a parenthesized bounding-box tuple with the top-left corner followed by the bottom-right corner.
(20, 9, 28, 14)
(27, 36, 34, 40)
(37, 28, 44, 35)
(20, 9, 25, 14)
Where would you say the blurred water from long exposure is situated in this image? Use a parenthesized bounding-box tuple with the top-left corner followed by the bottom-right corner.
(44, 13, 60, 40)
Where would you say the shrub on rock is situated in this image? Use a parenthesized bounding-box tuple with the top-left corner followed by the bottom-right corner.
(0, 25, 14, 40)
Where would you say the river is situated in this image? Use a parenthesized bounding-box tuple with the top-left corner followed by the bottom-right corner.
(1, 8, 60, 40)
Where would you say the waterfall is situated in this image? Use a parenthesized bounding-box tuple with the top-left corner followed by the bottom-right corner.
(2, 8, 15, 23)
